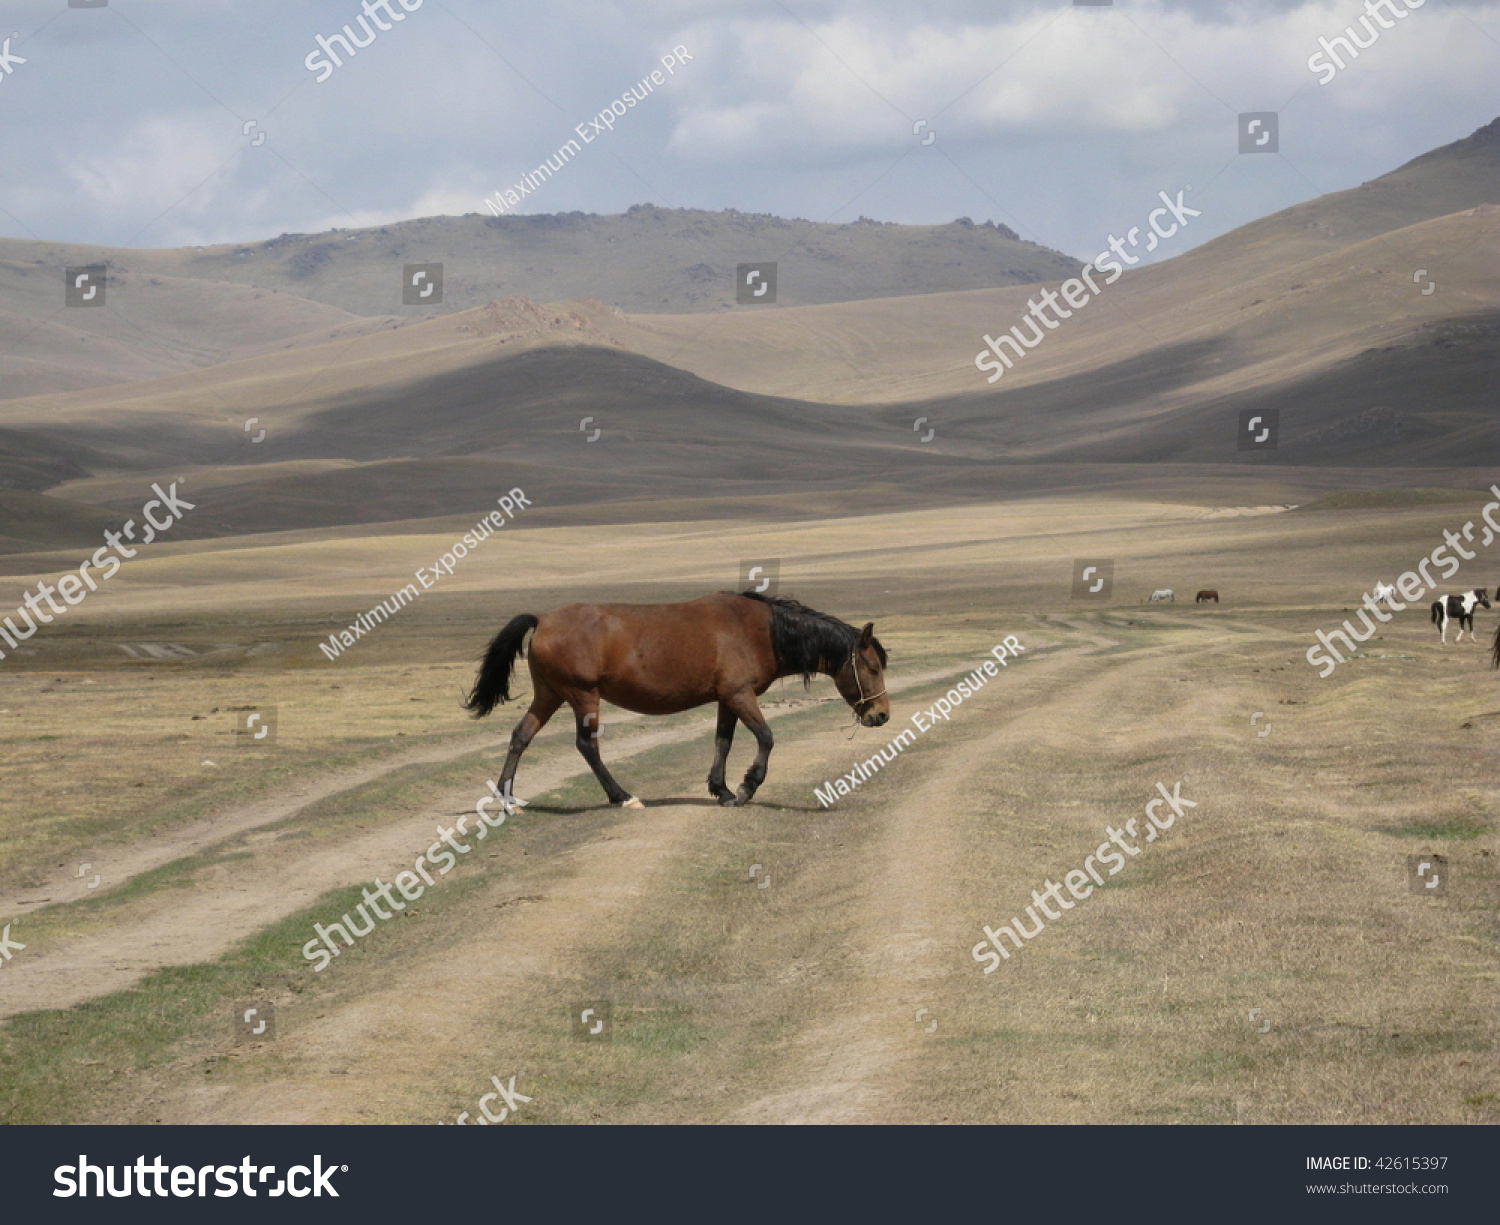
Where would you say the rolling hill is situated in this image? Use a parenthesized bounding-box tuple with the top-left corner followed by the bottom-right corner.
(0, 207, 1080, 400)
(584, 118, 1500, 404)
(1, 119, 1497, 554)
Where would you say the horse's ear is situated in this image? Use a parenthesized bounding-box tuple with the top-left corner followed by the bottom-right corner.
(859, 622, 874, 647)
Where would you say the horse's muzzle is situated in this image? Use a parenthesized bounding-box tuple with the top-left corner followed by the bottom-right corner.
(861, 710, 889, 727)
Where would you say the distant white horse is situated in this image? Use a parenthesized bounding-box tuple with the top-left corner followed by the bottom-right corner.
(1373, 581, 1397, 606)
(1148, 589, 1175, 603)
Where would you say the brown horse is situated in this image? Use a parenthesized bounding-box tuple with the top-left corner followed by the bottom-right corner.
(464, 591, 890, 810)
(1195, 589, 1219, 603)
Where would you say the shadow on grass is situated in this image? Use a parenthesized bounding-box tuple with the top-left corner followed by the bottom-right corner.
(524, 796, 824, 814)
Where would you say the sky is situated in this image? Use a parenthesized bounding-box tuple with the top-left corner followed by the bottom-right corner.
(1, 0, 1497, 262)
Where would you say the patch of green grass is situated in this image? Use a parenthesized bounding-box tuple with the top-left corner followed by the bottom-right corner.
(0, 836, 509, 1123)
(1375, 1030, 1491, 1057)
(0, 718, 494, 894)
(1081, 946, 1143, 962)
(1089, 873, 1148, 891)
(616, 1002, 705, 1056)
(1186, 1096, 1240, 1123)
(0, 900, 326, 1124)
(1375, 814, 1490, 841)
(19, 747, 509, 935)
(969, 1026, 1124, 1051)
(1175, 1049, 1260, 1082)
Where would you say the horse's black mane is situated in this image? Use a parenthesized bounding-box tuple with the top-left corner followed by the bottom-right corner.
(732, 590, 887, 685)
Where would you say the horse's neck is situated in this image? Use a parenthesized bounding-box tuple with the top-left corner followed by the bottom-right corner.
(779, 658, 840, 682)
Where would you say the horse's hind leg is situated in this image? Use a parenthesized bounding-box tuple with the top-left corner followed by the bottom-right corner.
(494, 682, 562, 812)
(571, 693, 640, 808)
(707, 702, 738, 806)
(723, 690, 773, 807)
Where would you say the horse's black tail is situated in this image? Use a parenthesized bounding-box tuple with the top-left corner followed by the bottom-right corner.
(1431, 601, 1442, 625)
(465, 614, 539, 717)
(1492, 621, 1500, 670)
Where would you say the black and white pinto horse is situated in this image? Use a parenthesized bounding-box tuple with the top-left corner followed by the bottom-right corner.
(1431, 589, 1490, 644)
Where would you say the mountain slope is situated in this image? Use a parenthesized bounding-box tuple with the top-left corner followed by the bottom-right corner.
(583, 202, 1500, 404)
(0, 207, 1083, 401)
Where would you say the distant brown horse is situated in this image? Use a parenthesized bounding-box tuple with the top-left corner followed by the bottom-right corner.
(1195, 589, 1219, 603)
(465, 591, 890, 810)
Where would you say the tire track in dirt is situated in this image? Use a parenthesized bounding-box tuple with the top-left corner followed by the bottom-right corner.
(726, 615, 1230, 1122)
(0, 734, 513, 921)
(155, 796, 728, 1123)
(0, 666, 976, 1024)
(729, 606, 1491, 1125)
(0, 718, 701, 1021)
(119, 665, 996, 1123)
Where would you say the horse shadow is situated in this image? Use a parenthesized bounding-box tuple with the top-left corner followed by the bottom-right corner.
(455, 797, 825, 816)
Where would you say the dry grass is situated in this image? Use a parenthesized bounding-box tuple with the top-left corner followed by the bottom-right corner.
(0, 494, 1495, 1123)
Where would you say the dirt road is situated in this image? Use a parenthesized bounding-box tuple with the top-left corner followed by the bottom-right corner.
(6, 608, 1497, 1125)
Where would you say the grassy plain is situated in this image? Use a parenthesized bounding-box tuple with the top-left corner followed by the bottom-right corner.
(1, 492, 1495, 1124)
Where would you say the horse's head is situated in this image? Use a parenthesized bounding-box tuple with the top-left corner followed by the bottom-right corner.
(835, 623, 890, 727)
(1476, 589, 1493, 610)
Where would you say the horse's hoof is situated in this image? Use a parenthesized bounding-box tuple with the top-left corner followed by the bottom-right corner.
(718, 796, 738, 807)
(621, 796, 645, 809)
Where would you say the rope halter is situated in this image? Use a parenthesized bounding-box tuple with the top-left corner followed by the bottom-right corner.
(847, 644, 887, 713)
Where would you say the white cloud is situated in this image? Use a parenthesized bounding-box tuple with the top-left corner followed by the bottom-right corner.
(0, 0, 1493, 258)
(66, 115, 236, 229)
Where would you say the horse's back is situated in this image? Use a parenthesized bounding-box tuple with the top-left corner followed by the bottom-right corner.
(529, 595, 771, 712)
(535, 595, 754, 663)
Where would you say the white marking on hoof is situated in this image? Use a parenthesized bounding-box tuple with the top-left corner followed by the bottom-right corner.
(621, 796, 645, 809)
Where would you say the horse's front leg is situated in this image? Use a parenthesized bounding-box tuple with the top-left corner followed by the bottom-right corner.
(707, 701, 738, 805)
(723, 690, 772, 807)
